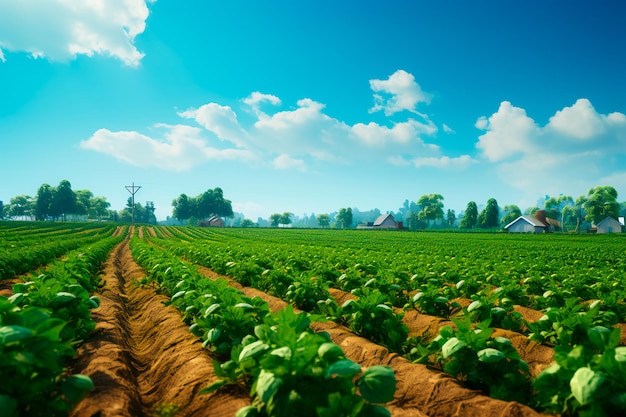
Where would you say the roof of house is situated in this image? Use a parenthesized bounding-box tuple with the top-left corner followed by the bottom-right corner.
(596, 216, 621, 227)
(373, 213, 396, 226)
(504, 215, 547, 230)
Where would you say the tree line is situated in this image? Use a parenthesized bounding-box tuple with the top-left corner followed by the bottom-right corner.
(1, 180, 157, 224)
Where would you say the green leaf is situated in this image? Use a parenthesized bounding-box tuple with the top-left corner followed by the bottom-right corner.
(358, 366, 396, 404)
(588, 326, 612, 350)
(0, 325, 32, 344)
(327, 359, 361, 379)
(570, 367, 605, 406)
(615, 346, 626, 363)
(255, 370, 283, 403)
(318, 342, 344, 363)
(441, 337, 466, 359)
(235, 406, 259, 417)
(203, 303, 220, 318)
(54, 291, 77, 303)
(0, 394, 17, 417)
(238, 340, 269, 361)
(62, 374, 94, 404)
(477, 348, 505, 363)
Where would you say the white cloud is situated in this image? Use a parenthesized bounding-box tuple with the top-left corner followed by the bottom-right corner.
(273, 154, 307, 171)
(443, 124, 455, 134)
(0, 0, 153, 66)
(83, 70, 466, 173)
(369, 69, 432, 116)
(475, 98, 626, 198)
(80, 124, 255, 171)
(179, 103, 249, 148)
(411, 155, 476, 169)
(350, 119, 438, 148)
(475, 101, 539, 162)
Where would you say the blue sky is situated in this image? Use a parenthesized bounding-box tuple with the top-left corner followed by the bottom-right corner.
(1, 1, 625, 221)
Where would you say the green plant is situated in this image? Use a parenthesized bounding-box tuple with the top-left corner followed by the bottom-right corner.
(428, 316, 531, 403)
(341, 288, 408, 353)
(533, 326, 626, 416)
(203, 306, 396, 417)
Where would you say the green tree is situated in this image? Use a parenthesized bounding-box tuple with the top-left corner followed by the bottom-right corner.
(89, 197, 110, 220)
(335, 207, 353, 229)
(416, 194, 445, 226)
(240, 219, 256, 228)
(50, 180, 76, 221)
(172, 194, 194, 224)
(279, 212, 293, 226)
(317, 213, 330, 228)
(8, 195, 33, 220)
(269, 213, 282, 227)
(144, 201, 157, 224)
(478, 198, 499, 228)
(74, 190, 94, 218)
(500, 205, 522, 227)
(35, 184, 54, 220)
(446, 209, 456, 227)
(545, 195, 574, 230)
(197, 187, 233, 219)
(583, 186, 619, 224)
(459, 201, 478, 229)
(0, 200, 4, 219)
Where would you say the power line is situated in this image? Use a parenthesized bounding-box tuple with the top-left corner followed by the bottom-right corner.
(125, 182, 142, 225)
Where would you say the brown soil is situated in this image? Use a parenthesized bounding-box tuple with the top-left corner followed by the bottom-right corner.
(196, 270, 544, 417)
(70, 239, 249, 417)
(112, 226, 124, 237)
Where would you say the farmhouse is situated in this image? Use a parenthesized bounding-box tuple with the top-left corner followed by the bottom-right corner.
(504, 210, 560, 233)
(595, 216, 624, 234)
(357, 213, 403, 229)
(199, 216, 225, 228)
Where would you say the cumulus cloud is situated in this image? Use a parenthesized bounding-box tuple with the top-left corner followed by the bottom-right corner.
(80, 124, 255, 171)
(273, 154, 307, 171)
(83, 70, 467, 172)
(369, 69, 433, 116)
(475, 98, 626, 196)
(0, 0, 153, 66)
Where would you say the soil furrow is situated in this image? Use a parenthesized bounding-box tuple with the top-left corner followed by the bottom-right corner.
(70, 239, 248, 417)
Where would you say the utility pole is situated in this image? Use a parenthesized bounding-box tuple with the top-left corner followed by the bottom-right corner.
(125, 182, 142, 225)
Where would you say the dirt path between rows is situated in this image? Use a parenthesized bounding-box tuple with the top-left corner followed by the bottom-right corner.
(70, 239, 248, 417)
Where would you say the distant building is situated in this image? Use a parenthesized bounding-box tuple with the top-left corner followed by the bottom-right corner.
(595, 216, 624, 234)
(504, 210, 560, 233)
(357, 213, 403, 229)
(199, 216, 225, 227)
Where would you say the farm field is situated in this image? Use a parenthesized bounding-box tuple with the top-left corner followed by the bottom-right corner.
(1, 223, 625, 417)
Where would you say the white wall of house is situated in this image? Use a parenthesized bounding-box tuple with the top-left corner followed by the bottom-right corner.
(596, 217, 623, 233)
(507, 219, 542, 233)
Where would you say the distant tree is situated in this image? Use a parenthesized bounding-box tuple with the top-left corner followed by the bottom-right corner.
(279, 212, 293, 226)
(459, 201, 478, 229)
(35, 184, 54, 220)
(240, 219, 256, 228)
(477, 198, 499, 228)
(500, 205, 522, 227)
(335, 207, 353, 229)
(197, 187, 234, 219)
(416, 194, 445, 226)
(446, 209, 456, 227)
(317, 213, 330, 228)
(172, 194, 194, 224)
(0, 200, 4, 219)
(8, 195, 33, 220)
(89, 197, 111, 220)
(144, 201, 157, 224)
(50, 180, 76, 221)
(524, 206, 540, 216)
(545, 195, 574, 230)
(583, 186, 619, 224)
(269, 213, 282, 227)
(74, 189, 94, 218)
(406, 211, 427, 230)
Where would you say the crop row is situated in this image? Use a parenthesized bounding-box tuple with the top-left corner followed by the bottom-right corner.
(0, 223, 118, 280)
(0, 230, 126, 416)
(129, 237, 397, 417)
(145, 228, 626, 415)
